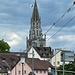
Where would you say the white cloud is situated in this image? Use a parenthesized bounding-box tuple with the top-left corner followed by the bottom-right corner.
(45, 25, 75, 51)
(46, 34, 75, 51)
(7, 33, 22, 46)
(0, 0, 75, 52)
(58, 35, 75, 42)
(0, 32, 23, 47)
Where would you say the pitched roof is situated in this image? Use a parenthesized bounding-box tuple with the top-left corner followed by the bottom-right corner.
(33, 47, 53, 58)
(26, 58, 54, 70)
(0, 52, 26, 73)
(0, 52, 55, 73)
(28, 72, 35, 75)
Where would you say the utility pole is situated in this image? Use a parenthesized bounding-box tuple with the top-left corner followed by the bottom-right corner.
(55, 49, 57, 75)
(32, 49, 34, 75)
(55, 48, 63, 75)
(62, 52, 65, 75)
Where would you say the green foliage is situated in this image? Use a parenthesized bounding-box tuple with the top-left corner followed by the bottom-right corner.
(0, 39, 10, 53)
(58, 59, 75, 75)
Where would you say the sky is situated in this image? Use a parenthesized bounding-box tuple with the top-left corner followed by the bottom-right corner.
(0, 0, 75, 52)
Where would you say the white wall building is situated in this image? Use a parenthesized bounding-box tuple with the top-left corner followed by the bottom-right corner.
(28, 47, 53, 62)
(51, 50, 72, 67)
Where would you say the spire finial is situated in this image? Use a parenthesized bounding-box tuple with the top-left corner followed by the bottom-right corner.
(35, 0, 36, 2)
(35, 0, 36, 4)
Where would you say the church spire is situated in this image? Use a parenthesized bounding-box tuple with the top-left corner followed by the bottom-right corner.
(31, 0, 40, 21)
(26, 0, 46, 51)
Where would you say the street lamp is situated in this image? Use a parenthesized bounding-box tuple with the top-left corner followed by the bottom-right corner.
(48, 67, 51, 75)
(61, 52, 65, 75)
(20, 56, 25, 75)
(55, 48, 62, 75)
(32, 50, 34, 75)
(55, 49, 57, 75)
(29, 47, 34, 75)
(0, 66, 2, 71)
(7, 68, 11, 75)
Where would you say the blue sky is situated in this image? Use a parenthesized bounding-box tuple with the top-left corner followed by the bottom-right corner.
(0, 0, 75, 52)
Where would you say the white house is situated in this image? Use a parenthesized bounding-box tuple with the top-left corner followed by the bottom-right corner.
(51, 50, 73, 67)
(28, 47, 54, 62)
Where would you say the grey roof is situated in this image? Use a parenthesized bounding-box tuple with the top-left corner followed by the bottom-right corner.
(33, 47, 54, 58)
(0, 52, 26, 73)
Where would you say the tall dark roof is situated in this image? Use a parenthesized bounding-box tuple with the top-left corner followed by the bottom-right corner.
(31, 0, 40, 21)
(33, 47, 54, 58)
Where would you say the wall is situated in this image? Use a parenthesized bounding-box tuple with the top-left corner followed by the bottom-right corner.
(10, 59, 49, 75)
(11, 61, 32, 75)
(51, 51, 69, 67)
(28, 47, 41, 59)
(28, 47, 50, 61)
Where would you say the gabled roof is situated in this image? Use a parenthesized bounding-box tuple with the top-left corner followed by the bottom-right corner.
(28, 72, 35, 75)
(33, 47, 53, 58)
(26, 58, 54, 70)
(0, 52, 26, 73)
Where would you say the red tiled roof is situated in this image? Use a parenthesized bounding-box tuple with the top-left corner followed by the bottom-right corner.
(26, 58, 54, 70)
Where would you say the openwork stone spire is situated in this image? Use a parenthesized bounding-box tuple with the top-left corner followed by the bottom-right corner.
(31, 0, 40, 21)
(26, 0, 46, 51)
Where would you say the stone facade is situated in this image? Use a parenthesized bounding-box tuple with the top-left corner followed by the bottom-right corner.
(26, 0, 46, 51)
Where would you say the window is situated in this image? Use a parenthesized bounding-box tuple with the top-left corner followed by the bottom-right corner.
(18, 70, 21, 74)
(40, 70, 42, 73)
(40, 44, 43, 47)
(54, 62, 55, 65)
(36, 70, 38, 73)
(57, 61, 60, 65)
(24, 70, 26, 74)
(37, 30, 38, 36)
(44, 71, 46, 73)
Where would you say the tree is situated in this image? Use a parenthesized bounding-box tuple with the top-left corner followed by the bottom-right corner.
(0, 39, 10, 53)
(58, 58, 75, 75)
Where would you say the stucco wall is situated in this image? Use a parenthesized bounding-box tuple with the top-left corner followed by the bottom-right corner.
(11, 61, 32, 75)
(10, 60, 49, 75)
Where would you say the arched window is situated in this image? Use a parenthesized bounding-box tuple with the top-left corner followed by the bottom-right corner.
(37, 30, 38, 36)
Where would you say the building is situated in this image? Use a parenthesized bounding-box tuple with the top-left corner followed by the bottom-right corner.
(0, 53, 21, 75)
(51, 50, 74, 67)
(28, 47, 54, 62)
(26, 0, 46, 51)
(0, 53, 55, 75)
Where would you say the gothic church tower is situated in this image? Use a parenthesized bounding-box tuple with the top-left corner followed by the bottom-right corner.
(26, 0, 46, 51)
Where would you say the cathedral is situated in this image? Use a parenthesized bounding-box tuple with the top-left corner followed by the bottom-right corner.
(26, 0, 46, 51)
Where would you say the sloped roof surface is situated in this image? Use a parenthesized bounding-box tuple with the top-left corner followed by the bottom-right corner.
(0, 52, 26, 73)
(33, 47, 53, 58)
(26, 58, 54, 70)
